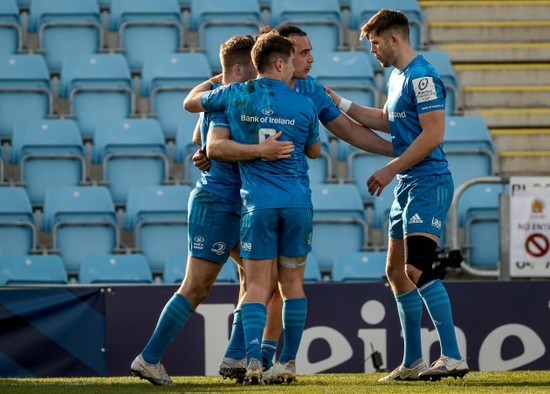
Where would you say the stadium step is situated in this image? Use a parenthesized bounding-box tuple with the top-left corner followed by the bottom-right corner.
(454, 63, 550, 86)
(491, 128, 550, 151)
(467, 108, 550, 128)
(463, 86, 550, 109)
(419, 0, 550, 22)
(428, 20, 550, 44)
(435, 42, 550, 63)
(498, 150, 550, 175)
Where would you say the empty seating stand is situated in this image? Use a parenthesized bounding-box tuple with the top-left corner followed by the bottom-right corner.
(190, 0, 262, 73)
(332, 251, 387, 281)
(59, 53, 135, 139)
(79, 254, 153, 284)
(92, 118, 170, 206)
(0, 0, 23, 55)
(125, 185, 191, 275)
(42, 186, 121, 275)
(310, 183, 369, 272)
(109, 0, 184, 72)
(11, 119, 87, 206)
(0, 187, 38, 256)
(0, 255, 68, 285)
(269, 0, 344, 52)
(28, 0, 104, 73)
(0, 54, 53, 141)
(141, 52, 211, 139)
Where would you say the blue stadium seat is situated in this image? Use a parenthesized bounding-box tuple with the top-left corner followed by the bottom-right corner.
(174, 117, 203, 185)
(79, 254, 153, 284)
(141, 53, 211, 138)
(0, 187, 38, 256)
(60, 54, 134, 139)
(11, 119, 86, 206)
(307, 125, 333, 184)
(29, 0, 103, 73)
(0, 0, 22, 55)
(190, 0, 261, 73)
(446, 150, 495, 192)
(332, 251, 386, 281)
(465, 216, 499, 270)
(0, 255, 68, 285)
(304, 253, 322, 282)
(310, 183, 369, 272)
(125, 185, 191, 274)
(92, 118, 169, 206)
(445, 115, 494, 151)
(163, 254, 238, 284)
(350, 0, 425, 50)
(109, 0, 183, 72)
(216, 258, 238, 284)
(269, 0, 343, 52)
(310, 50, 378, 109)
(162, 254, 188, 283)
(42, 186, 120, 275)
(0, 54, 53, 140)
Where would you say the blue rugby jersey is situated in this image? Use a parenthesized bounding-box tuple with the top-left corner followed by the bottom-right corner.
(195, 82, 242, 204)
(200, 77, 319, 212)
(385, 54, 450, 180)
(293, 76, 340, 125)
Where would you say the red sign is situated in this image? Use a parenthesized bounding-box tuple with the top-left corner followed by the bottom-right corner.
(525, 233, 550, 258)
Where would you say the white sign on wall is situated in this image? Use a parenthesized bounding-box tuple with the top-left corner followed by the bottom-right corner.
(510, 177, 550, 277)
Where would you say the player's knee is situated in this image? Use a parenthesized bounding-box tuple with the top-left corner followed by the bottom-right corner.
(278, 255, 307, 269)
(405, 235, 437, 288)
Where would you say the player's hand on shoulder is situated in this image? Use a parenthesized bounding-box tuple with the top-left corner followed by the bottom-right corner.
(259, 131, 294, 161)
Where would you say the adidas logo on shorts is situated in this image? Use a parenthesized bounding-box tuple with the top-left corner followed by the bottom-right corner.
(408, 213, 423, 224)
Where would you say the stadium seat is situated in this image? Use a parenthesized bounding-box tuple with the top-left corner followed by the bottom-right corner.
(125, 185, 191, 274)
(304, 253, 322, 282)
(11, 119, 87, 206)
(446, 150, 495, 192)
(216, 258, 238, 284)
(269, 0, 344, 52)
(0, 54, 53, 140)
(79, 254, 153, 284)
(190, 0, 262, 72)
(174, 117, 203, 185)
(28, 0, 103, 73)
(163, 254, 238, 284)
(162, 254, 188, 284)
(307, 125, 333, 184)
(42, 186, 120, 275)
(465, 216, 499, 270)
(350, 0, 425, 50)
(310, 50, 378, 109)
(310, 183, 369, 272)
(0, 187, 38, 256)
(109, 0, 184, 72)
(331, 251, 387, 281)
(445, 115, 494, 151)
(92, 118, 170, 206)
(141, 53, 211, 138)
(0, 255, 68, 285)
(0, 0, 22, 55)
(60, 54, 135, 139)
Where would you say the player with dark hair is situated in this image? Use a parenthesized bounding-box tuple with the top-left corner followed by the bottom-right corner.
(327, 8, 469, 382)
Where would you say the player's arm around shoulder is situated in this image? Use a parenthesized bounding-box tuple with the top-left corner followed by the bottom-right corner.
(183, 74, 223, 113)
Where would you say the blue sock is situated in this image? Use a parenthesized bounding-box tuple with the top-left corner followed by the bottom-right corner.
(224, 308, 246, 360)
(241, 302, 267, 364)
(279, 297, 307, 364)
(396, 289, 423, 367)
(419, 280, 461, 360)
(141, 293, 193, 364)
(261, 339, 278, 368)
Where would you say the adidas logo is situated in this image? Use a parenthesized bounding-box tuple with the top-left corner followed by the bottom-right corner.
(408, 213, 423, 224)
(249, 338, 260, 345)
